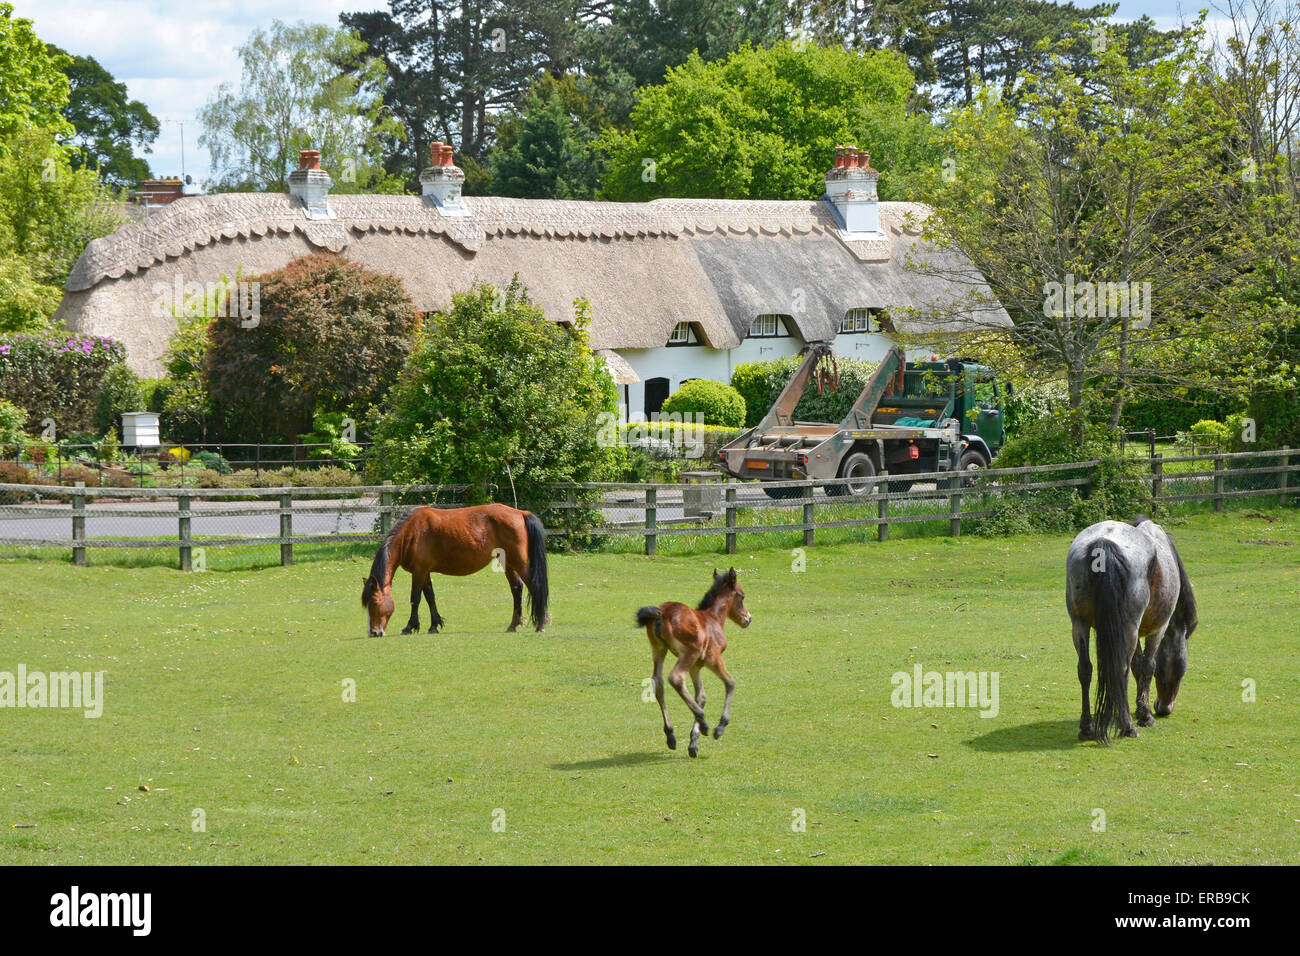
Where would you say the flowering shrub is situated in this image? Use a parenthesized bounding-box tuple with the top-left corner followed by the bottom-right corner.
(0, 333, 127, 435)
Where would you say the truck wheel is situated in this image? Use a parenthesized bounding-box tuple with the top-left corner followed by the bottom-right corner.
(828, 453, 877, 497)
(958, 449, 989, 487)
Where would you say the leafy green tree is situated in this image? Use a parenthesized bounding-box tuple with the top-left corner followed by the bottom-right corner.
(198, 20, 402, 192)
(0, 3, 72, 144)
(581, 0, 787, 93)
(924, 24, 1262, 442)
(489, 76, 603, 199)
(0, 128, 125, 331)
(601, 40, 939, 201)
(371, 278, 618, 501)
(51, 46, 159, 189)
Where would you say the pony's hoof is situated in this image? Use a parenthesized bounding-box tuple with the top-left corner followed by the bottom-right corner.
(427, 626, 439, 634)
(401, 625, 417, 635)
(505, 624, 518, 633)
(665, 733, 676, 750)
(688, 743, 698, 758)
(713, 720, 728, 740)
(697, 720, 709, 735)
(1137, 714, 1156, 728)
(1077, 729, 1094, 742)
(1121, 726, 1140, 738)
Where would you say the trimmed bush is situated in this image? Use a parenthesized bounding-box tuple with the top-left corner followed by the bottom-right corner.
(660, 379, 746, 428)
(0, 333, 126, 435)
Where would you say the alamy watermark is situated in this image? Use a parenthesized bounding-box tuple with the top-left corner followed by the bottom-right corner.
(0, 666, 105, 718)
(891, 664, 999, 718)
(596, 408, 707, 459)
(1043, 275, 1153, 327)
(151, 275, 261, 327)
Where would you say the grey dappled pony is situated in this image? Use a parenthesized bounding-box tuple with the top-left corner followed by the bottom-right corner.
(1065, 516, 1198, 744)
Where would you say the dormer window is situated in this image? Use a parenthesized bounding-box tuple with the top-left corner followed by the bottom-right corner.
(667, 322, 701, 346)
(748, 314, 790, 338)
(841, 308, 889, 333)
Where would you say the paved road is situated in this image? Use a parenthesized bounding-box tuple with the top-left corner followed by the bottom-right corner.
(0, 482, 944, 542)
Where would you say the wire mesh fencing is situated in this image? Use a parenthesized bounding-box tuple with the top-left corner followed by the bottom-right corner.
(0, 448, 1294, 568)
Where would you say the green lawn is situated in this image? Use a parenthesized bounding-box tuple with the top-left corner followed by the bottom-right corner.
(1, 510, 1296, 865)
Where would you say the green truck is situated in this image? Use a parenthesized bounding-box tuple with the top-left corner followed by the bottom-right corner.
(717, 344, 1007, 495)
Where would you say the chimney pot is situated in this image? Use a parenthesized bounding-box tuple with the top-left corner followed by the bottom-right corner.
(420, 142, 467, 215)
(288, 147, 334, 220)
(823, 145, 880, 237)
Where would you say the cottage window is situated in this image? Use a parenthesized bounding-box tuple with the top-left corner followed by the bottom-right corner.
(840, 309, 875, 333)
(668, 322, 692, 344)
(748, 314, 789, 338)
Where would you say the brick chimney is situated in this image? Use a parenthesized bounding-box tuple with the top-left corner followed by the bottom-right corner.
(824, 146, 881, 238)
(288, 149, 335, 220)
(419, 141, 467, 216)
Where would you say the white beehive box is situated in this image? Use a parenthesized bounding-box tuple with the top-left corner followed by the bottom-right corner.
(121, 412, 161, 447)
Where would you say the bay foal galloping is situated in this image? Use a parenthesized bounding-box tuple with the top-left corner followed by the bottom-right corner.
(362, 503, 549, 636)
(636, 568, 750, 758)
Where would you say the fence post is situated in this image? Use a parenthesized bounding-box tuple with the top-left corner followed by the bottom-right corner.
(725, 483, 737, 555)
(280, 492, 293, 566)
(802, 480, 815, 547)
(1151, 453, 1163, 504)
(645, 486, 657, 556)
(178, 493, 192, 571)
(380, 480, 393, 536)
(71, 481, 86, 567)
(1280, 446, 1291, 508)
(1214, 456, 1225, 513)
(878, 470, 890, 542)
(948, 472, 962, 538)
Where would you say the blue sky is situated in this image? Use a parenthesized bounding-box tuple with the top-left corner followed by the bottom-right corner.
(13, 0, 1223, 187)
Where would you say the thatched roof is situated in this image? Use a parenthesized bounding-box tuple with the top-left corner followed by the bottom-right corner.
(57, 192, 1009, 375)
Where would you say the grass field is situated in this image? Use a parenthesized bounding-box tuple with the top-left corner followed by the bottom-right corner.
(1, 510, 1297, 865)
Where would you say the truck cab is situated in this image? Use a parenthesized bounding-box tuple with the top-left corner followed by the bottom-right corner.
(892, 357, 1005, 470)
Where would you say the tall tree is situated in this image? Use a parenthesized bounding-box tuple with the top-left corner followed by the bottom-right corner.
(0, 3, 71, 144)
(600, 40, 939, 201)
(51, 46, 159, 189)
(198, 20, 401, 192)
(923, 23, 1263, 440)
(489, 74, 606, 198)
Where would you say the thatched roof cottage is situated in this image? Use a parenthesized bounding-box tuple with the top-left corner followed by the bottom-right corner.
(56, 145, 1009, 418)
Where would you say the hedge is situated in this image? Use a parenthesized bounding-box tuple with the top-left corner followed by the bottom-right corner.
(0, 333, 127, 436)
(660, 379, 746, 427)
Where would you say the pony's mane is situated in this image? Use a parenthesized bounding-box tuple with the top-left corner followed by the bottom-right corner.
(1167, 534, 1198, 636)
(361, 510, 414, 605)
(697, 573, 735, 610)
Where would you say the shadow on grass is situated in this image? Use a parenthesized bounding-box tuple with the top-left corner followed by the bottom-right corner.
(966, 719, 1084, 753)
(550, 751, 676, 771)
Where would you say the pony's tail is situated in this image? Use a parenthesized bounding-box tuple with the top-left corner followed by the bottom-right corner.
(635, 606, 662, 629)
(1091, 539, 1134, 746)
(524, 511, 549, 630)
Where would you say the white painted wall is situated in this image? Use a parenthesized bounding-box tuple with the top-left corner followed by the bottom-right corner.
(615, 331, 895, 419)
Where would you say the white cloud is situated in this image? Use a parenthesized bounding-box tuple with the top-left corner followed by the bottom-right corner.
(11, 0, 380, 185)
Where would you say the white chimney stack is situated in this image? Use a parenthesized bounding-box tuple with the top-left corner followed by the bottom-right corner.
(287, 150, 335, 220)
(824, 146, 881, 238)
(420, 141, 468, 216)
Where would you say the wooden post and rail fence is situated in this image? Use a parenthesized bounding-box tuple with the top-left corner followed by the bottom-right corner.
(0, 448, 1293, 568)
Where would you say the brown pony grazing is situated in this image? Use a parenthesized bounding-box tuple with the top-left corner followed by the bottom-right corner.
(635, 568, 750, 758)
(362, 504, 548, 637)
